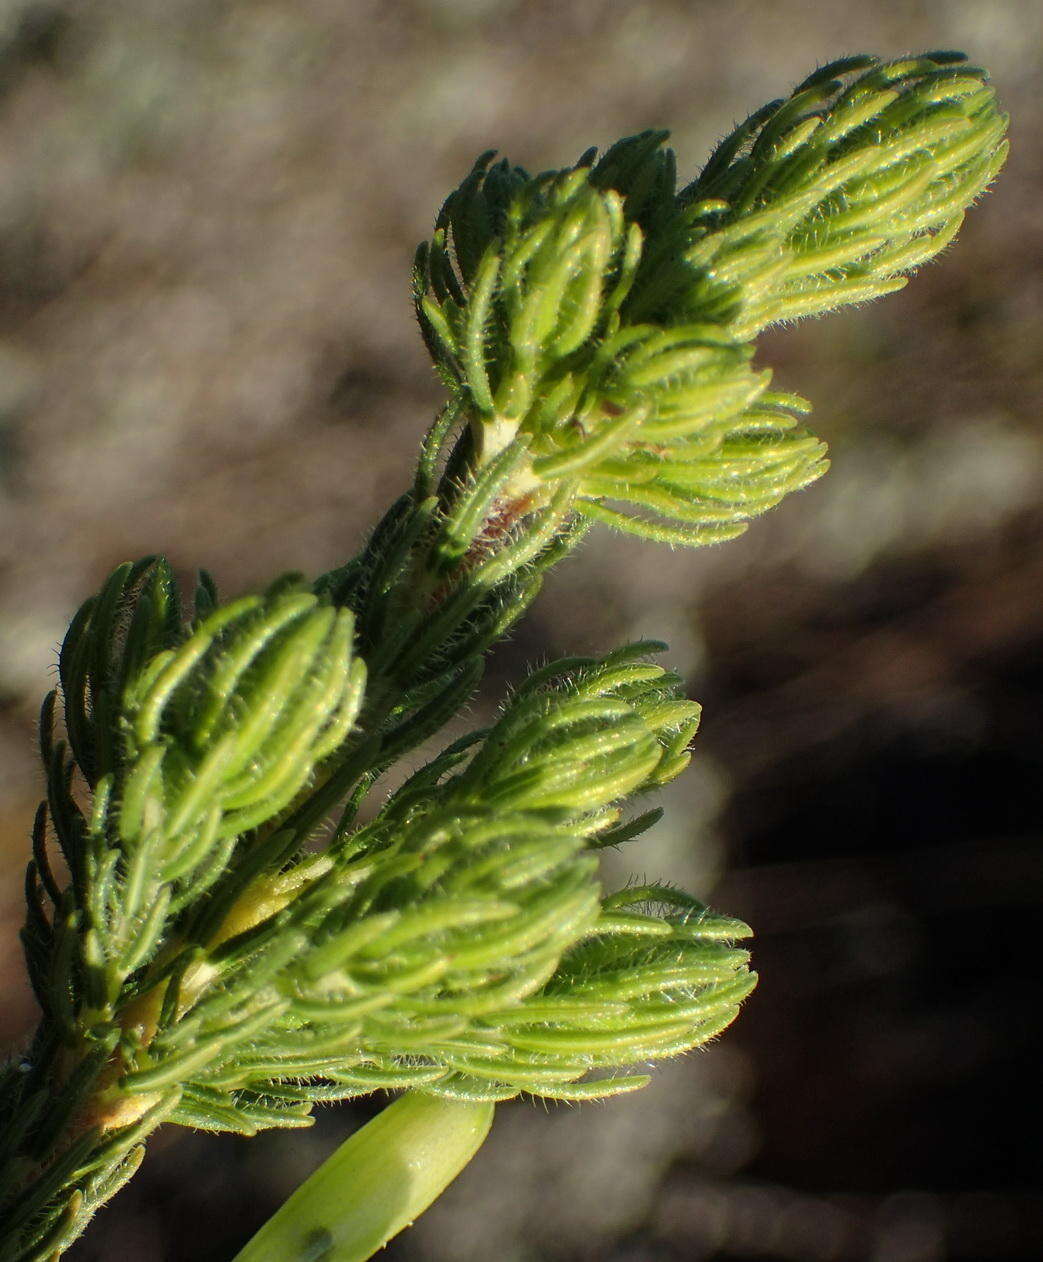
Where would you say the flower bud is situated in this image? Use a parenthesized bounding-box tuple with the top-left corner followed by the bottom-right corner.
(119, 588, 365, 874)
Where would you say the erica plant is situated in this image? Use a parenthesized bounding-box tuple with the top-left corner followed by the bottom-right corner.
(0, 52, 1006, 1262)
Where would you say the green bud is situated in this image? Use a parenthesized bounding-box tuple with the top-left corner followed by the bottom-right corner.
(415, 52, 1005, 551)
(82, 585, 367, 982)
(678, 53, 1009, 336)
(121, 587, 366, 850)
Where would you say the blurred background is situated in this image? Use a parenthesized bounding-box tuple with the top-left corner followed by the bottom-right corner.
(1, 1, 1040, 1258)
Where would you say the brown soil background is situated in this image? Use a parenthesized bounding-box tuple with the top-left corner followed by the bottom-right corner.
(1, 2, 1040, 1258)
